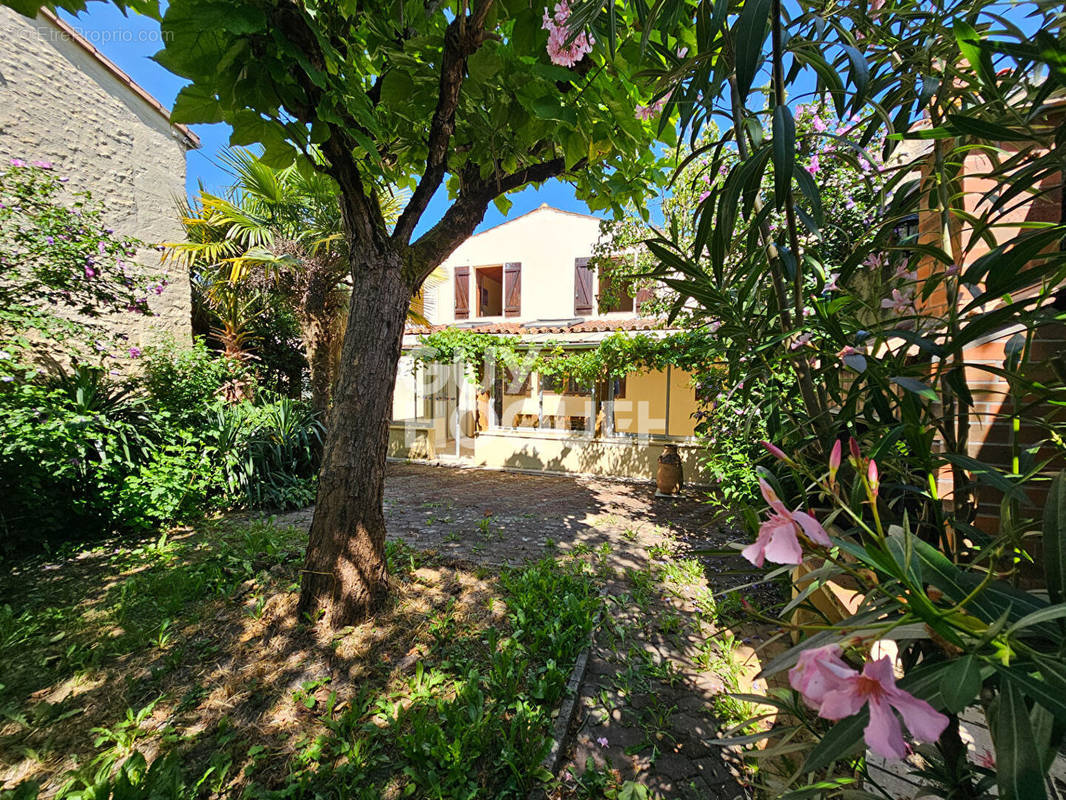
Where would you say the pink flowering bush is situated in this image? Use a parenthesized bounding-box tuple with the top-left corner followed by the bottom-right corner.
(725, 432, 1066, 795)
(596, 14, 1066, 793)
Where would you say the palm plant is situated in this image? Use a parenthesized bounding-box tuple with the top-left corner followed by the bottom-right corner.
(165, 149, 407, 414)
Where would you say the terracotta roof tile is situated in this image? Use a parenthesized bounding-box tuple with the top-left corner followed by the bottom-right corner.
(405, 317, 668, 336)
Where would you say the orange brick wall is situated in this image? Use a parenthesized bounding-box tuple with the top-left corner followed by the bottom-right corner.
(914, 120, 1064, 536)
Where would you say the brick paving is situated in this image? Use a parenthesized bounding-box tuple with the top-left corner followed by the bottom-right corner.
(274, 462, 768, 799)
(277, 461, 745, 570)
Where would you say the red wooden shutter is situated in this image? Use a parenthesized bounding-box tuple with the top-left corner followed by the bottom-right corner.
(634, 286, 654, 314)
(574, 258, 594, 315)
(454, 266, 470, 319)
(504, 262, 521, 317)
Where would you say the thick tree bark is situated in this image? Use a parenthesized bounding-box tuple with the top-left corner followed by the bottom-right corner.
(296, 246, 412, 627)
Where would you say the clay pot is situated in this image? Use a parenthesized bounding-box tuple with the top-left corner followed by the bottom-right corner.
(656, 444, 684, 496)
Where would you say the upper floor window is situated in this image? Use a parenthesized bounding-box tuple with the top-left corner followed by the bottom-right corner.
(576, 257, 654, 316)
(476, 266, 503, 316)
(455, 262, 521, 319)
(598, 272, 634, 314)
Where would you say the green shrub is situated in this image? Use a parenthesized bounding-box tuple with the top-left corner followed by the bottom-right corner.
(0, 348, 322, 558)
(139, 338, 253, 418)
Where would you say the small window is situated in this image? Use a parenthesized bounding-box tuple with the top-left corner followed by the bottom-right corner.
(566, 377, 594, 396)
(475, 265, 503, 317)
(612, 376, 626, 399)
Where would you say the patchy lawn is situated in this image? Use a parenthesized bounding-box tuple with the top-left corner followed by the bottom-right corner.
(0, 520, 600, 799)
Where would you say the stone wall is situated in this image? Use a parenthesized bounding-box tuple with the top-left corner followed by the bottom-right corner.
(0, 8, 194, 349)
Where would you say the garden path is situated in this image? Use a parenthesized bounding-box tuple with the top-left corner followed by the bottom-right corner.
(275, 462, 776, 798)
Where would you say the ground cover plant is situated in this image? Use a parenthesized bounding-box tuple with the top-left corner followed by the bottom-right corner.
(0, 520, 600, 799)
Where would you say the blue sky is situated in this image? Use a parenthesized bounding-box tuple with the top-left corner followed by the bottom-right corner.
(58, 4, 600, 235)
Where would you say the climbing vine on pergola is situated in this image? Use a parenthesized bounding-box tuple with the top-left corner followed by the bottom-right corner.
(411, 328, 725, 385)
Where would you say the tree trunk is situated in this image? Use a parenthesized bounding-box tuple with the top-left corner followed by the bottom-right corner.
(303, 310, 340, 419)
(297, 246, 412, 627)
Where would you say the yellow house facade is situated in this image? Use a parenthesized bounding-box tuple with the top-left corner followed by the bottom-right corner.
(389, 205, 710, 483)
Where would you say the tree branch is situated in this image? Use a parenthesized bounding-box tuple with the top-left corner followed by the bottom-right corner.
(406, 155, 581, 285)
(392, 0, 496, 245)
(267, 1, 388, 255)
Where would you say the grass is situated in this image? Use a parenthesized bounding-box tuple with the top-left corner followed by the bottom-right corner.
(0, 520, 600, 799)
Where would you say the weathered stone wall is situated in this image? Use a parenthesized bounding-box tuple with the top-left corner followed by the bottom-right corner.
(0, 8, 194, 349)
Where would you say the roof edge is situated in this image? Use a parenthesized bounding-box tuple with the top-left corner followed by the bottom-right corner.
(39, 9, 201, 150)
(464, 203, 602, 240)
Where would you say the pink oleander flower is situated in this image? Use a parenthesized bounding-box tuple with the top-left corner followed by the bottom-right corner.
(84, 265, 96, 278)
(742, 479, 832, 566)
(790, 332, 812, 350)
(789, 644, 856, 708)
(817, 656, 949, 759)
(812, 116, 827, 133)
(824, 272, 840, 292)
(893, 264, 918, 282)
(806, 155, 820, 175)
(596, 736, 609, 747)
(9, 158, 27, 168)
(707, 320, 721, 333)
(31, 160, 53, 169)
(881, 288, 914, 315)
(863, 253, 885, 270)
(128, 347, 142, 359)
(867, 459, 879, 496)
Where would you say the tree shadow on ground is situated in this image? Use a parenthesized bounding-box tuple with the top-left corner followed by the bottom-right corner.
(0, 522, 514, 797)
